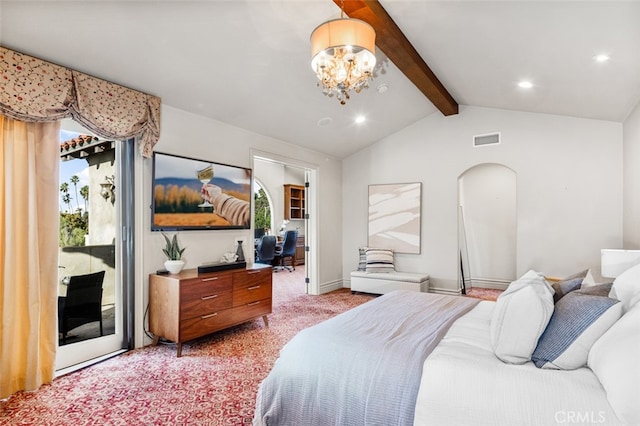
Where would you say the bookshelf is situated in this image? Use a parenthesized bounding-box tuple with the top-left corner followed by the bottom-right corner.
(284, 184, 305, 220)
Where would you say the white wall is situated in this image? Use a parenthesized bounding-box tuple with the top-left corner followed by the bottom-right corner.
(135, 105, 343, 346)
(343, 106, 623, 293)
(254, 159, 306, 236)
(623, 101, 640, 248)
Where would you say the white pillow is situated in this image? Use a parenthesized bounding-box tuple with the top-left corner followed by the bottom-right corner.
(609, 263, 640, 313)
(580, 268, 597, 288)
(490, 270, 554, 364)
(588, 303, 640, 424)
(365, 248, 395, 273)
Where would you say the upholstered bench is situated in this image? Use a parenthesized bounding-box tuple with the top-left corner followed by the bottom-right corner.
(350, 271, 430, 295)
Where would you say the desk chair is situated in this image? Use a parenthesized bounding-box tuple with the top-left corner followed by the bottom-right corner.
(256, 235, 277, 266)
(274, 230, 298, 272)
(58, 270, 105, 344)
(254, 228, 266, 240)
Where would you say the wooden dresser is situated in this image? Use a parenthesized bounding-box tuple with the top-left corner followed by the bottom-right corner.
(149, 264, 272, 356)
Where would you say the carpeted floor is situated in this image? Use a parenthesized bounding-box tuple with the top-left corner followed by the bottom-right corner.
(0, 267, 374, 425)
(1, 269, 500, 425)
(465, 286, 503, 301)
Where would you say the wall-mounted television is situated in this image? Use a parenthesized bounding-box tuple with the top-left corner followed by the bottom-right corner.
(151, 152, 252, 231)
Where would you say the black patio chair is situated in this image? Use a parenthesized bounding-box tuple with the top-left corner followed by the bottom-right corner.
(58, 270, 105, 344)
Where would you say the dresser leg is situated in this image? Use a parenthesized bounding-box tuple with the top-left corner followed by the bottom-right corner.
(153, 335, 159, 346)
(177, 342, 183, 357)
(262, 315, 269, 328)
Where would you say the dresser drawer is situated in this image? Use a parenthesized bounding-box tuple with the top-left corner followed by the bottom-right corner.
(181, 275, 232, 302)
(150, 267, 272, 357)
(233, 268, 271, 289)
(180, 308, 236, 342)
(181, 291, 232, 320)
(233, 282, 272, 306)
(231, 298, 272, 323)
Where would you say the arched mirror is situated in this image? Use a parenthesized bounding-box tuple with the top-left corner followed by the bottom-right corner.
(458, 163, 517, 293)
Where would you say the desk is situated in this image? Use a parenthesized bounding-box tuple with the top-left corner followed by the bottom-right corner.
(255, 236, 304, 266)
(294, 235, 305, 266)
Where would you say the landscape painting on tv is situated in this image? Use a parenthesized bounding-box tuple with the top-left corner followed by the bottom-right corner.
(152, 152, 252, 230)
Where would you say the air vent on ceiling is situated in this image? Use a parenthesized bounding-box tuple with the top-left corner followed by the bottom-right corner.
(473, 132, 500, 147)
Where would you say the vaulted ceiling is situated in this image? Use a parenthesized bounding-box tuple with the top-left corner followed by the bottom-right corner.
(1, 1, 639, 158)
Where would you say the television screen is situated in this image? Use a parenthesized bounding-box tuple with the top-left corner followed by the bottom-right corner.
(151, 152, 252, 230)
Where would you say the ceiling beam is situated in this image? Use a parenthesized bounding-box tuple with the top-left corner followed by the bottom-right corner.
(335, 0, 458, 116)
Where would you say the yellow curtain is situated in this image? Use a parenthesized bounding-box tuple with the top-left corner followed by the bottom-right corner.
(0, 115, 60, 399)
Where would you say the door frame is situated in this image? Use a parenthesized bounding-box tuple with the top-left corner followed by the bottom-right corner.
(251, 150, 319, 295)
(55, 134, 134, 373)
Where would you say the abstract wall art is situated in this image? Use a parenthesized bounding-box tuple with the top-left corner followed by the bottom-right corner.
(368, 182, 422, 254)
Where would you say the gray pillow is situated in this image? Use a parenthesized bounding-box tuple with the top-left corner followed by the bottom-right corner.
(551, 269, 589, 303)
(552, 278, 583, 303)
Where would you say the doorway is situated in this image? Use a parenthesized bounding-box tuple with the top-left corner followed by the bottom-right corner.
(252, 153, 318, 295)
(458, 163, 517, 291)
(55, 120, 132, 372)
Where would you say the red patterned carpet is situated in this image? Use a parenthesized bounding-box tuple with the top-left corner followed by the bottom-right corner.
(465, 286, 503, 301)
(0, 267, 374, 425)
(0, 270, 500, 425)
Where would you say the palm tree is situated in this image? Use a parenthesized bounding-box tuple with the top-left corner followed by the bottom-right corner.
(62, 193, 72, 213)
(80, 185, 89, 210)
(60, 182, 70, 212)
(70, 175, 80, 212)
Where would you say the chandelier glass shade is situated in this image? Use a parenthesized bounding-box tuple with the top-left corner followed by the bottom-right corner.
(310, 17, 376, 105)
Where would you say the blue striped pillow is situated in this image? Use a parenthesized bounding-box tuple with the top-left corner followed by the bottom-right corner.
(532, 284, 622, 370)
(365, 248, 395, 273)
(357, 248, 367, 271)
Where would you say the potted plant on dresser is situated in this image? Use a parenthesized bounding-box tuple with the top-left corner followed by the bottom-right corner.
(162, 233, 186, 274)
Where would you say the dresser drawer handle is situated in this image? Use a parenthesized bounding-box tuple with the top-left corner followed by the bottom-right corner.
(201, 277, 219, 282)
(247, 271, 261, 275)
(201, 312, 218, 319)
(247, 285, 261, 291)
(247, 301, 260, 306)
(201, 294, 218, 301)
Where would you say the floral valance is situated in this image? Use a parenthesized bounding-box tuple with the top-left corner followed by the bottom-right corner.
(0, 46, 160, 157)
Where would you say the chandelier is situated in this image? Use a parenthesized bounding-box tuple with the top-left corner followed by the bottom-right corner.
(310, 8, 376, 105)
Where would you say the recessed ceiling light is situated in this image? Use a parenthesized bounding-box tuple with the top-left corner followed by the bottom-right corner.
(355, 115, 366, 124)
(317, 117, 333, 127)
(594, 54, 610, 63)
(518, 81, 533, 89)
(377, 83, 389, 94)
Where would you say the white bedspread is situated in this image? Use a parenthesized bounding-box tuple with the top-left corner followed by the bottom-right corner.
(254, 291, 479, 426)
(414, 301, 624, 426)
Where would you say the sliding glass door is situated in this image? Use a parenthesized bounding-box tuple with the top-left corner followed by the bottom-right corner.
(55, 131, 133, 371)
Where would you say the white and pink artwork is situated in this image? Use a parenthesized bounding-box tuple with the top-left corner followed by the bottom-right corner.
(368, 183, 421, 254)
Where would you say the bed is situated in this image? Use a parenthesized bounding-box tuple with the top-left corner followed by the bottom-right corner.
(253, 269, 640, 426)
